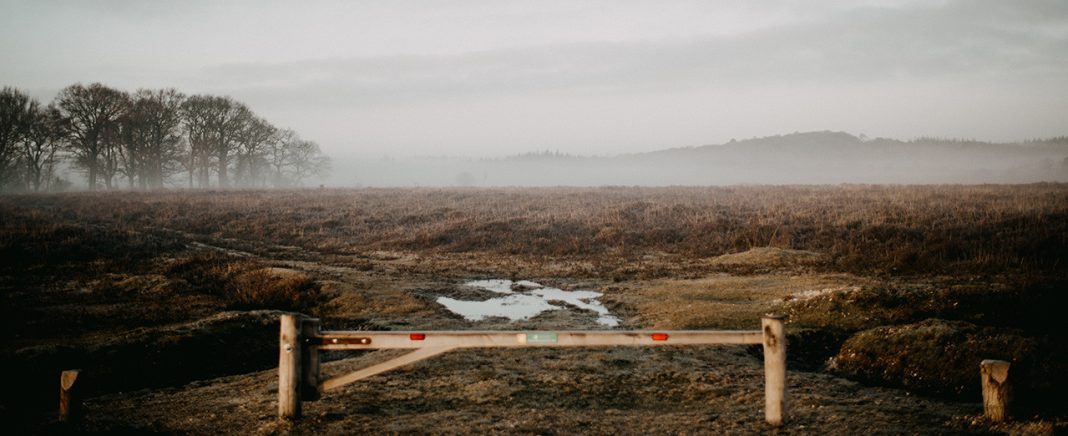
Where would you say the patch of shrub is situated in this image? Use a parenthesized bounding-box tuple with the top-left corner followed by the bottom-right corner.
(831, 319, 1068, 413)
(164, 251, 238, 295)
(165, 253, 321, 311)
(225, 267, 321, 311)
(786, 281, 1068, 335)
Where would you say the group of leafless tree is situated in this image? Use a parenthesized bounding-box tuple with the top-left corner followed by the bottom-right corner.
(0, 83, 330, 192)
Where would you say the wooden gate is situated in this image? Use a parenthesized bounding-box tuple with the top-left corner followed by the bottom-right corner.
(278, 314, 787, 426)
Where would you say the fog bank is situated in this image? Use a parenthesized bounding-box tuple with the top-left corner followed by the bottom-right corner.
(328, 132, 1068, 187)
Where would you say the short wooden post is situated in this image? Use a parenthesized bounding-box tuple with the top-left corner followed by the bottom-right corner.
(58, 369, 81, 423)
(279, 314, 302, 419)
(980, 359, 1011, 422)
(762, 315, 786, 426)
(301, 318, 322, 401)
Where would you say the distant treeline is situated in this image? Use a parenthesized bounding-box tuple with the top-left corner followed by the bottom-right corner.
(0, 84, 330, 192)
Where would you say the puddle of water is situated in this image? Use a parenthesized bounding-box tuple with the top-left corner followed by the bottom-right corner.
(464, 279, 515, 294)
(439, 279, 620, 327)
(436, 294, 558, 322)
(514, 280, 543, 288)
(531, 288, 619, 327)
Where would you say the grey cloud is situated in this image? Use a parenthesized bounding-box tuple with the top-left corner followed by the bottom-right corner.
(3, 0, 1066, 157)
(198, 0, 1068, 111)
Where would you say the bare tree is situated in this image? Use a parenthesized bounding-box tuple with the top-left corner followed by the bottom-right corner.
(234, 114, 276, 187)
(98, 121, 124, 190)
(180, 95, 248, 188)
(122, 89, 185, 189)
(0, 87, 33, 189)
(266, 129, 330, 187)
(288, 138, 330, 185)
(208, 97, 249, 188)
(266, 128, 296, 187)
(21, 102, 65, 191)
(117, 102, 149, 188)
(180, 95, 214, 188)
(55, 83, 128, 190)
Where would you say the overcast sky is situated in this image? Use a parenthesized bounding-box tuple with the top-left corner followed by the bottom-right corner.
(2, 0, 1067, 157)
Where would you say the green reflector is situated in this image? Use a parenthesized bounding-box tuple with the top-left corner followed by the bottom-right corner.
(526, 332, 558, 344)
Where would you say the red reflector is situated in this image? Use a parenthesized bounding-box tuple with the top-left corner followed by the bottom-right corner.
(651, 333, 669, 341)
(409, 333, 426, 341)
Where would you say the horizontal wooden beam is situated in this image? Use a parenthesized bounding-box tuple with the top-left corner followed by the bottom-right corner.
(314, 330, 763, 350)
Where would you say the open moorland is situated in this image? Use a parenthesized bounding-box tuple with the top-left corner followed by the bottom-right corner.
(2, 185, 1067, 434)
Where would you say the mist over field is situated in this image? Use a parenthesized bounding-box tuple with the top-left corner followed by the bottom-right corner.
(333, 131, 1068, 187)
(4, 0, 1068, 192)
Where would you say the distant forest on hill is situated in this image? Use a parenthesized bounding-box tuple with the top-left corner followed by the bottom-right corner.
(338, 131, 1068, 187)
(0, 84, 330, 192)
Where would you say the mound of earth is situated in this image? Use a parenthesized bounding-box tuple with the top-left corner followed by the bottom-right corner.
(831, 319, 1066, 403)
(4, 310, 287, 419)
(785, 281, 1068, 333)
(226, 267, 321, 310)
(709, 247, 823, 268)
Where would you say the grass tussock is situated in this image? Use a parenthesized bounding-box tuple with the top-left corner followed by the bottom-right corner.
(225, 267, 320, 310)
(166, 252, 321, 311)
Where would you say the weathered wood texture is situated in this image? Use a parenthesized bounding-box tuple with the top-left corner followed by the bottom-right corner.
(301, 318, 321, 401)
(58, 369, 81, 423)
(278, 314, 302, 419)
(980, 359, 1011, 422)
(314, 330, 763, 350)
(320, 346, 458, 392)
(762, 315, 787, 426)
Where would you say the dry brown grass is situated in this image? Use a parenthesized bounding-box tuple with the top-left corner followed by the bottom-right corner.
(225, 267, 319, 311)
(616, 273, 868, 329)
(165, 253, 322, 311)
(3, 184, 1065, 277)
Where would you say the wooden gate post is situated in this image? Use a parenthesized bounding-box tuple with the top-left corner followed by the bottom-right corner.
(59, 369, 82, 423)
(762, 315, 786, 426)
(279, 314, 302, 419)
(980, 359, 1011, 422)
(301, 318, 322, 401)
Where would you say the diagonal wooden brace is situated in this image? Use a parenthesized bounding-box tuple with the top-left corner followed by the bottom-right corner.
(319, 346, 458, 392)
